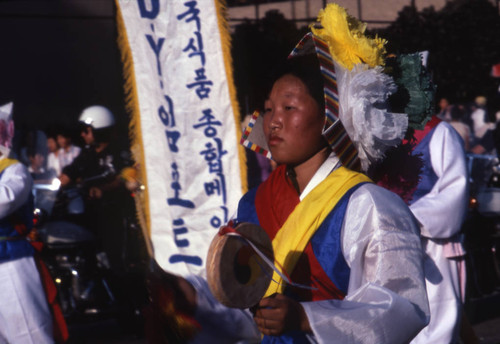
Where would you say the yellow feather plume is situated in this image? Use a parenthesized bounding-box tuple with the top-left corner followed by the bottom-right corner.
(311, 3, 387, 70)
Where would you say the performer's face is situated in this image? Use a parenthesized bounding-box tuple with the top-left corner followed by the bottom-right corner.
(263, 74, 325, 166)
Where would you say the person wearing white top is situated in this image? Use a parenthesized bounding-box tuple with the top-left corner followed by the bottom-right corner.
(46, 135, 61, 177)
(57, 133, 81, 170)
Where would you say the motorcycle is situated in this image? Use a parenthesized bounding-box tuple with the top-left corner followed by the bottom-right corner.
(32, 175, 149, 330)
(463, 154, 500, 298)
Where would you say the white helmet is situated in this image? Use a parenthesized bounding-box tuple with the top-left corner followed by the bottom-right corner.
(79, 105, 115, 129)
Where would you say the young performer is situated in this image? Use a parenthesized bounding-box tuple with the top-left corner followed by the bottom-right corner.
(234, 54, 429, 343)
(155, 4, 430, 343)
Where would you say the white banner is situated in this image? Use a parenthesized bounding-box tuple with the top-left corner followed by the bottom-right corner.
(117, 0, 244, 278)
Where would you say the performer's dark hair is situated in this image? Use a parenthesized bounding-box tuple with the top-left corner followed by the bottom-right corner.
(266, 54, 325, 112)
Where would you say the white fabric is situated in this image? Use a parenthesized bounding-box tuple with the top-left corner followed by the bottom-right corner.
(409, 122, 469, 344)
(335, 63, 408, 171)
(0, 163, 53, 344)
(300, 152, 340, 200)
(409, 123, 469, 240)
(186, 275, 260, 344)
(470, 108, 493, 139)
(0, 161, 33, 219)
(302, 182, 429, 344)
(187, 156, 429, 343)
(47, 152, 61, 177)
(0, 257, 53, 344)
(58, 145, 81, 171)
(117, 0, 244, 278)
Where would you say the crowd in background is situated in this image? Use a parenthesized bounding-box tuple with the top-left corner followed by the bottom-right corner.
(438, 95, 500, 157)
(10, 125, 82, 183)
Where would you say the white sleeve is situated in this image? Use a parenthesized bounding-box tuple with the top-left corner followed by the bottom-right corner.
(0, 162, 33, 219)
(409, 122, 469, 239)
(302, 184, 429, 344)
(186, 275, 261, 344)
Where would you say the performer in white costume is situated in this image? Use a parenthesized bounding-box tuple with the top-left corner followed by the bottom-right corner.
(0, 102, 54, 344)
(188, 154, 429, 344)
(150, 4, 430, 344)
(409, 116, 469, 344)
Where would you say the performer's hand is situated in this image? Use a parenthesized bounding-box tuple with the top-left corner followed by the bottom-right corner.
(253, 294, 311, 336)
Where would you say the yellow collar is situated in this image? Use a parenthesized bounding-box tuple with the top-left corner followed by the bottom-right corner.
(265, 166, 371, 297)
(0, 158, 18, 174)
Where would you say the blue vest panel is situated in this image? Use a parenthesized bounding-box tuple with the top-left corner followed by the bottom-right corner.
(410, 126, 439, 204)
(0, 168, 34, 262)
(237, 182, 362, 343)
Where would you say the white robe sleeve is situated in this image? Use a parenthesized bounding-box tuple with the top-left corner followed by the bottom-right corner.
(302, 184, 429, 344)
(186, 275, 261, 344)
(0, 162, 33, 219)
(409, 122, 469, 239)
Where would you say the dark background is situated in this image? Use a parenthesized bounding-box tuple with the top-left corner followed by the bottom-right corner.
(1, 0, 499, 158)
(1, 0, 500, 142)
(0, 0, 128, 150)
(230, 0, 500, 119)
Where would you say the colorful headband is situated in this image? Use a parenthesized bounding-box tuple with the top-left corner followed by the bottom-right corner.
(289, 32, 360, 170)
(241, 4, 410, 172)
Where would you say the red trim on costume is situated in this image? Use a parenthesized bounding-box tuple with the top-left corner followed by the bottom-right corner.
(255, 165, 345, 301)
(290, 243, 346, 301)
(407, 116, 442, 146)
(255, 165, 300, 240)
(33, 252, 69, 343)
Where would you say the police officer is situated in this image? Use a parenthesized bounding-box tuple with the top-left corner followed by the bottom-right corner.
(60, 105, 123, 194)
(60, 105, 131, 273)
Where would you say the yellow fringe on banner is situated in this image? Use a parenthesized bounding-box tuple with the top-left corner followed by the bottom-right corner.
(215, 0, 248, 194)
(115, 2, 153, 258)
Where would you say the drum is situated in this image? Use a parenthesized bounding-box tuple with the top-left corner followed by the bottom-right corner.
(206, 222, 274, 309)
